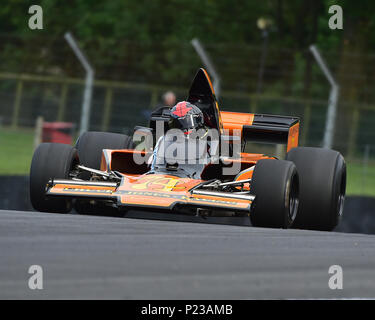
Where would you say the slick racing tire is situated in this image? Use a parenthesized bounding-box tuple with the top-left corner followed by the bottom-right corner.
(286, 147, 346, 231)
(30, 143, 78, 213)
(250, 159, 299, 229)
(75, 131, 134, 170)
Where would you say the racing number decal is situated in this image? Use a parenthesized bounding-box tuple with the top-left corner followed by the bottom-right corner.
(131, 176, 180, 192)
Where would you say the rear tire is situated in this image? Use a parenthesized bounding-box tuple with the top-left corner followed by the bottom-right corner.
(286, 147, 346, 231)
(30, 143, 78, 213)
(250, 159, 299, 229)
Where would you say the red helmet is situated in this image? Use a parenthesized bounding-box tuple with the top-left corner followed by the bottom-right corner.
(169, 101, 204, 134)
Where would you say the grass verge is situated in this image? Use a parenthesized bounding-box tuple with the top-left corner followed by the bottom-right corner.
(0, 127, 34, 175)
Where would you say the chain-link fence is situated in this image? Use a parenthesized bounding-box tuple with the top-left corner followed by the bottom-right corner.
(0, 67, 374, 159)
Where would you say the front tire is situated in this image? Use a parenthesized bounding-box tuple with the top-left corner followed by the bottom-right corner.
(30, 143, 78, 213)
(250, 159, 299, 229)
(286, 147, 346, 231)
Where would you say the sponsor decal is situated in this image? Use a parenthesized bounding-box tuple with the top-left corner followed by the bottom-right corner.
(120, 190, 188, 200)
(130, 176, 188, 192)
(62, 188, 113, 193)
(191, 197, 236, 205)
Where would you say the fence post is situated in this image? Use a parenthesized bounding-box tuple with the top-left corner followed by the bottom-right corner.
(301, 102, 311, 146)
(309, 45, 339, 149)
(65, 32, 95, 135)
(34, 116, 44, 150)
(347, 107, 359, 159)
(57, 82, 68, 121)
(101, 86, 113, 131)
(12, 79, 23, 129)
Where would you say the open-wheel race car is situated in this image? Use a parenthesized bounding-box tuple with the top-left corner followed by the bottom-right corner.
(30, 68, 346, 231)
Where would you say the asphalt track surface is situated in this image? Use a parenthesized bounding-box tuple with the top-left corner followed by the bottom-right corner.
(1, 209, 375, 299)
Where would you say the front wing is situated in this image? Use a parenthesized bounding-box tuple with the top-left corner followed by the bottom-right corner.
(46, 179, 254, 213)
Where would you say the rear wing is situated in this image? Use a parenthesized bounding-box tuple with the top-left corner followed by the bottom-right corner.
(220, 111, 300, 152)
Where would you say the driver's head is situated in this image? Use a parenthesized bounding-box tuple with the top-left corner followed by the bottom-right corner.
(169, 101, 204, 135)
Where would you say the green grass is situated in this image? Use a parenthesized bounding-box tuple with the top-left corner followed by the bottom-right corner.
(0, 127, 34, 175)
(346, 162, 375, 197)
(0, 126, 375, 196)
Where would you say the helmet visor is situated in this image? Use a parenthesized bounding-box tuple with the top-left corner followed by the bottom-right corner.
(176, 114, 202, 130)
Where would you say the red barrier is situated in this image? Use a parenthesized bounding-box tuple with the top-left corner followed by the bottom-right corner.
(42, 122, 74, 145)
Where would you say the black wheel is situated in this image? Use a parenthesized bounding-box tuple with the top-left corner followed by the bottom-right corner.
(74, 131, 134, 215)
(30, 143, 78, 213)
(250, 159, 299, 229)
(286, 147, 346, 231)
(75, 131, 134, 170)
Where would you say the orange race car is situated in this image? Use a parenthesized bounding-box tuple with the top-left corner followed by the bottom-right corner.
(29, 68, 346, 231)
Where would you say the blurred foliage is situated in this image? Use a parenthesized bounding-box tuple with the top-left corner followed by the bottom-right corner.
(1, 0, 375, 155)
(1, 0, 375, 96)
(0, 0, 355, 83)
(1, 0, 374, 84)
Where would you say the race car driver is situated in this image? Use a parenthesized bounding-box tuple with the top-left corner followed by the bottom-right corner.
(149, 101, 214, 176)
